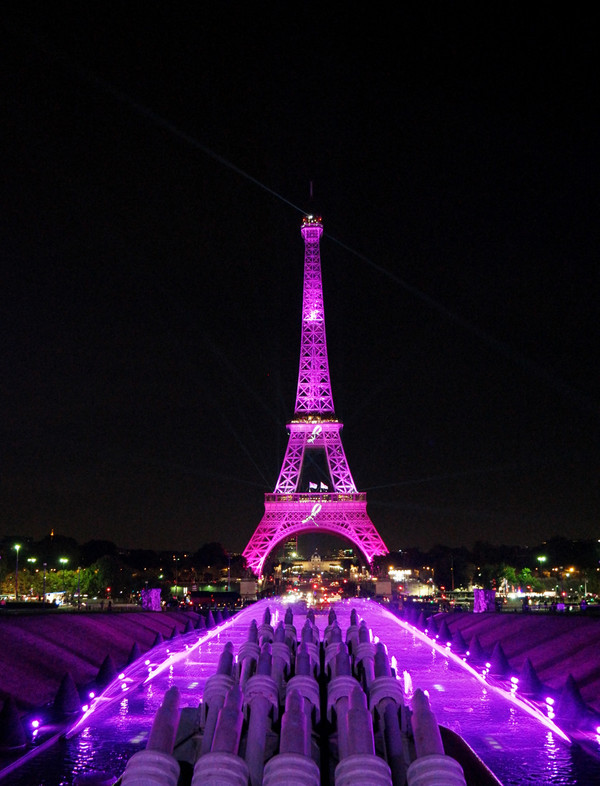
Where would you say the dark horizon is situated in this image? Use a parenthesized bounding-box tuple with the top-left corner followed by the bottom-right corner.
(2, 6, 598, 555)
(2, 529, 596, 571)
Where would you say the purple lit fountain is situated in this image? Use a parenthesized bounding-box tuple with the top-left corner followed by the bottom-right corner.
(3, 600, 600, 784)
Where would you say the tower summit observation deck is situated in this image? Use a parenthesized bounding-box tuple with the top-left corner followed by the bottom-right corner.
(243, 216, 388, 575)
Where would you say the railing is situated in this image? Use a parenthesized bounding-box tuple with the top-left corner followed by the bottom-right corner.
(264, 492, 367, 504)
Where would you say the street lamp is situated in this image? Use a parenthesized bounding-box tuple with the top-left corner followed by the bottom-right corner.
(59, 557, 69, 598)
(43, 563, 47, 602)
(537, 555, 547, 577)
(173, 555, 180, 598)
(27, 557, 37, 600)
(13, 544, 21, 600)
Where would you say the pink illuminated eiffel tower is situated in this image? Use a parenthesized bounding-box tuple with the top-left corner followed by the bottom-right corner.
(243, 215, 388, 575)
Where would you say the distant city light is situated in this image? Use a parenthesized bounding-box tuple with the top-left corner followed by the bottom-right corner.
(389, 569, 412, 582)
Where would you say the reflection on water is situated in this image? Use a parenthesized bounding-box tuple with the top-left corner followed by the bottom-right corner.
(2, 599, 600, 785)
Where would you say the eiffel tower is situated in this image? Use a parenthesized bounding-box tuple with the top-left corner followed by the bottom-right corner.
(243, 215, 388, 575)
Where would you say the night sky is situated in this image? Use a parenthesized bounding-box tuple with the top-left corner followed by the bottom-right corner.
(2, 4, 598, 555)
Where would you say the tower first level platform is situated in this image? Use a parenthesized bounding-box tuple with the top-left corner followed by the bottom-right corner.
(244, 490, 385, 576)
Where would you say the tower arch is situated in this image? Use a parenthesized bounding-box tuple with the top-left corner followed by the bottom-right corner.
(255, 526, 372, 576)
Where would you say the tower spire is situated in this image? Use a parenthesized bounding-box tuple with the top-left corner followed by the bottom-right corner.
(242, 216, 388, 576)
(294, 215, 335, 416)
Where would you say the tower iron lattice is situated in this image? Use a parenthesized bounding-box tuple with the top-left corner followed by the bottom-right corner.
(242, 215, 388, 575)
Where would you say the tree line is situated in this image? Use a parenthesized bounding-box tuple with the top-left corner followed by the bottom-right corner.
(0, 535, 245, 601)
(376, 536, 600, 595)
(2, 534, 597, 600)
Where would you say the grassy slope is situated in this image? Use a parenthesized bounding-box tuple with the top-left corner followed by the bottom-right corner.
(0, 610, 200, 710)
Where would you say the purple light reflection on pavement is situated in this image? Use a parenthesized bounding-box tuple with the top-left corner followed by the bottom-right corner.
(66, 618, 241, 740)
(332, 600, 599, 785)
(373, 603, 570, 740)
(3, 600, 600, 786)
